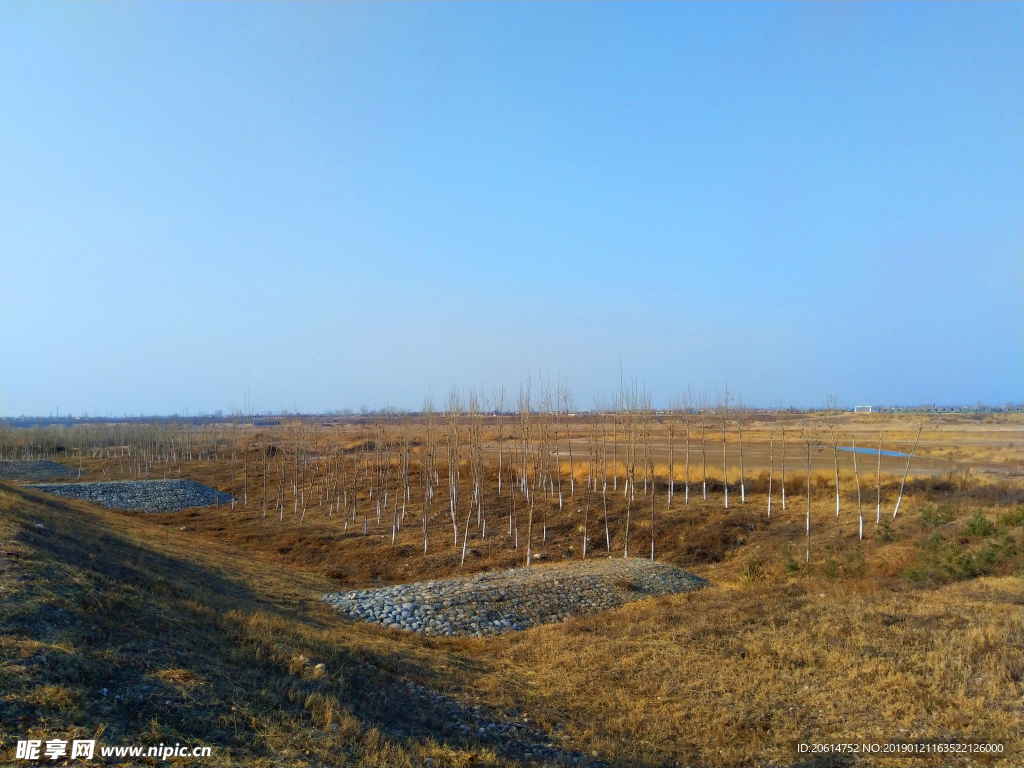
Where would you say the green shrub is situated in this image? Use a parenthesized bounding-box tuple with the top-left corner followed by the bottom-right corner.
(920, 505, 956, 529)
(875, 519, 897, 544)
(781, 542, 801, 577)
(999, 505, 1023, 528)
(904, 529, 1018, 584)
(822, 556, 839, 580)
(965, 512, 996, 538)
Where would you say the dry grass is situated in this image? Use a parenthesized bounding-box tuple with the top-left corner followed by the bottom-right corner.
(0, 485, 518, 767)
(472, 575, 1022, 767)
(2, 413, 1022, 767)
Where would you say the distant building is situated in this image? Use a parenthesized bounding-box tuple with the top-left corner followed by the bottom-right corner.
(853, 405, 873, 413)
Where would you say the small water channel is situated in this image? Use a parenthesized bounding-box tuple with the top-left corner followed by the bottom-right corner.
(837, 446, 910, 458)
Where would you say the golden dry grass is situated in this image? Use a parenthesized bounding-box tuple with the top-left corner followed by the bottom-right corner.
(1, 412, 1021, 766)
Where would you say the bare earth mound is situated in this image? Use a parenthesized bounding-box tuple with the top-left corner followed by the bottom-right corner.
(0, 460, 81, 481)
(30, 479, 233, 513)
(324, 558, 710, 637)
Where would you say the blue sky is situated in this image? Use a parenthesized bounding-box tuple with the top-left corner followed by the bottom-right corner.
(2, 2, 1021, 416)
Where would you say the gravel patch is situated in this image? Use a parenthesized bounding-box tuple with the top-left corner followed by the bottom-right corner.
(0, 460, 82, 481)
(29, 479, 233, 513)
(324, 558, 710, 638)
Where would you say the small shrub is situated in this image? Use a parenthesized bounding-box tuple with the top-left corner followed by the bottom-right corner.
(904, 529, 1018, 583)
(840, 545, 866, 579)
(740, 556, 762, 584)
(965, 512, 996, 538)
(781, 542, 800, 577)
(822, 556, 840, 580)
(875, 519, 897, 544)
(1000, 505, 1023, 528)
(920, 505, 956, 529)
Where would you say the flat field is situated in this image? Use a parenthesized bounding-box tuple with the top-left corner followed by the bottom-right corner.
(1, 412, 1021, 767)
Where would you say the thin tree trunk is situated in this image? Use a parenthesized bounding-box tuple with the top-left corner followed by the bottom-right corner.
(893, 424, 923, 518)
(876, 431, 883, 524)
(781, 428, 787, 510)
(853, 436, 862, 540)
(829, 425, 840, 517)
(805, 441, 812, 563)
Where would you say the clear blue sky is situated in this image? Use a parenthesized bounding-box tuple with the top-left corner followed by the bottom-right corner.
(2, 2, 1021, 416)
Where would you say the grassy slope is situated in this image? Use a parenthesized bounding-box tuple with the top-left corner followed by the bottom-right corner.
(0, 485, 515, 767)
(1, 481, 1021, 767)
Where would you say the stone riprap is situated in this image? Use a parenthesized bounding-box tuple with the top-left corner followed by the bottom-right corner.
(0, 460, 82, 481)
(324, 558, 709, 638)
(30, 479, 233, 513)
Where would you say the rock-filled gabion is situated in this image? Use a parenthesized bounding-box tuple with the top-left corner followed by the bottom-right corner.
(324, 558, 710, 638)
(0, 460, 82, 481)
(30, 479, 233, 513)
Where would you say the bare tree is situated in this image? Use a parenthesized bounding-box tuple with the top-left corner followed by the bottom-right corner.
(876, 430, 883, 525)
(494, 384, 507, 496)
(780, 426, 787, 511)
(720, 385, 730, 509)
(853, 435, 863, 540)
(683, 384, 693, 504)
(583, 418, 597, 558)
(698, 389, 709, 501)
(766, 429, 774, 517)
(805, 435, 813, 563)
(736, 395, 747, 504)
(243, 439, 249, 508)
(446, 387, 463, 546)
(667, 396, 676, 509)
(261, 440, 269, 519)
(460, 390, 486, 564)
(561, 379, 575, 498)
(600, 403, 611, 551)
(230, 424, 237, 511)
(422, 396, 437, 554)
(645, 393, 656, 560)
(825, 395, 841, 517)
(893, 422, 924, 518)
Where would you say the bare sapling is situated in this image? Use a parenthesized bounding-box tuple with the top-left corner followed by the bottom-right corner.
(893, 422, 924, 518)
(583, 420, 596, 558)
(278, 455, 286, 522)
(460, 391, 482, 565)
(667, 397, 676, 510)
(601, 407, 611, 551)
(562, 380, 575, 497)
(781, 427, 787, 511)
(699, 390, 709, 500)
(805, 436, 812, 563)
(612, 396, 619, 493)
(230, 427, 237, 511)
(683, 384, 693, 504)
(853, 435, 863, 540)
(243, 440, 249, 508)
(423, 396, 437, 554)
(262, 442, 269, 519)
(495, 384, 506, 495)
(551, 384, 563, 511)
(720, 385, 730, 509)
(766, 430, 774, 517)
(826, 397, 841, 517)
(446, 386, 462, 546)
(622, 381, 639, 557)
(648, 411, 656, 561)
(876, 430, 883, 524)
(737, 396, 746, 504)
(526, 485, 535, 566)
